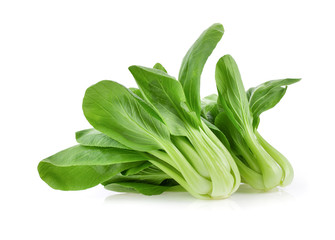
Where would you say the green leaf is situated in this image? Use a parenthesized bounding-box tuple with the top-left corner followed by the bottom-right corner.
(252, 87, 287, 129)
(246, 78, 301, 129)
(103, 165, 178, 195)
(83, 80, 170, 151)
(179, 23, 224, 117)
(38, 145, 149, 190)
(214, 112, 242, 150)
(201, 117, 231, 149)
(215, 55, 253, 133)
(104, 182, 173, 196)
(129, 66, 198, 135)
(255, 131, 294, 187)
(103, 165, 173, 186)
(103, 166, 178, 195)
(215, 112, 264, 179)
(201, 94, 219, 123)
(76, 128, 129, 148)
(129, 87, 144, 99)
(247, 78, 300, 101)
(121, 162, 152, 176)
(129, 88, 165, 123)
(153, 62, 167, 73)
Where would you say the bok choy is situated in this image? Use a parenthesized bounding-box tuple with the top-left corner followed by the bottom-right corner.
(212, 55, 300, 190)
(38, 23, 240, 199)
(38, 23, 300, 199)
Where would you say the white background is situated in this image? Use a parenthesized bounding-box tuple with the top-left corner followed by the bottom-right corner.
(1, 0, 334, 239)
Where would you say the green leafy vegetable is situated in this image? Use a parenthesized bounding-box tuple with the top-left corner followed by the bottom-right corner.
(104, 182, 173, 196)
(83, 80, 170, 152)
(104, 163, 189, 195)
(37, 23, 299, 199)
(103, 165, 180, 196)
(214, 54, 300, 190)
(38, 23, 240, 200)
(76, 128, 129, 149)
(153, 62, 168, 73)
(201, 94, 219, 124)
(247, 78, 301, 128)
(179, 23, 224, 117)
(38, 145, 150, 190)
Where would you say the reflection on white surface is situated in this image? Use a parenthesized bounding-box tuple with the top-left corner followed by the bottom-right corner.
(104, 184, 295, 211)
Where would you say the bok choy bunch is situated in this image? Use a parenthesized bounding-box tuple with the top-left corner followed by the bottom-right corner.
(38, 23, 300, 199)
(202, 54, 300, 190)
(38, 23, 240, 199)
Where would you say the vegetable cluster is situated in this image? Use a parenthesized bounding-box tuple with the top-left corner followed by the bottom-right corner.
(38, 23, 300, 199)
